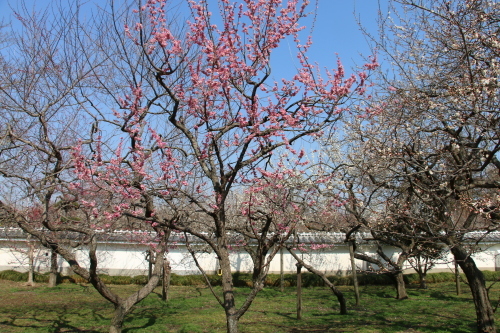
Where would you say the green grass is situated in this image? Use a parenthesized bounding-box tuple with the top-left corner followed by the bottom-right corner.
(0, 279, 498, 332)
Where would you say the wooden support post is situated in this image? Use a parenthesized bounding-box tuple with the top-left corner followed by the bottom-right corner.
(296, 263, 302, 320)
(349, 240, 360, 306)
(27, 241, 35, 286)
(280, 247, 284, 292)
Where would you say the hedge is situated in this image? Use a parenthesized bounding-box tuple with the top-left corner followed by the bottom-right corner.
(2, 269, 500, 286)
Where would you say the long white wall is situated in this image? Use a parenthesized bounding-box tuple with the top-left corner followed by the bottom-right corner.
(2, 238, 499, 276)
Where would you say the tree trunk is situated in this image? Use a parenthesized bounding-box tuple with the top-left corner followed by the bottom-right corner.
(162, 260, 171, 302)
(109, 304, 127, 333)
(296, 263, 302, 320)
(108, 249, 165, 333)
(394, 271, 408, 300)
(288, 247, 347, 314)
(48, 250, 58, 287)
(226, 314, 239, 333)
(280, 247, 284, 292)
(326, 281, 347, 315)
(393, 254, 409, 300)
(220, 248, 239, 333)
(27, 242, 35, 286)
(455, 259, 461, 296)
(418, 271, 427, 289)
(349, 240, 360, 305)
(148, 249, 153, 281)
(451, 245, 496, 333)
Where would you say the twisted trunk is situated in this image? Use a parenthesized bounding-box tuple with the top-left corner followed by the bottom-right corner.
(393, 271, 408, 300)
(451, 245, 496, 333)
(288, 248, 347, 314)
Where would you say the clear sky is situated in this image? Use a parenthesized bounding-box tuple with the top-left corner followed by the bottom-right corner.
(0, 0, 385, 75)
(262, 0, 385, 81)
(301, 0, 383, 68)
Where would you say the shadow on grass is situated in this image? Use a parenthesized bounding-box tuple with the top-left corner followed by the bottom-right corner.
(289, 328, 331, 332)
(123, 309, 158, 333)
(1, 305, 102, 333)
(275, 311, 296, 321)
(429, 291, 471, 302)
(271, 291, 477, 333)
(281, 315, 474, 333)
(51, 304, 104, 333)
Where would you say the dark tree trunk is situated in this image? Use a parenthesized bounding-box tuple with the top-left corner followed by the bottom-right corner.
(386, 267, 408, 300)
(418, 271, 428, 289)
(349, 240, 360, 305)
(48, 250, 58, 287)
(148, 249, 153, 280)
(356, 243, 409, 300)
(451, 245, 496, 333)
(391, 254, 409, 300)
(394, 271, 408, 300)
(288, 248, 347, 314)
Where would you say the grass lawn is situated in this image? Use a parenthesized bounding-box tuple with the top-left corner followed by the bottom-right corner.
(0, 279, 498, 332)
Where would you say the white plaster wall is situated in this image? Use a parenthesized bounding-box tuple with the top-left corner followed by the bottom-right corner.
(2, 240, 500, 276)
(0, 240, 70, 273)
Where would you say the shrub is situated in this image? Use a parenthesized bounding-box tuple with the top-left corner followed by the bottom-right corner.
(70, 274, 89, 284)
(482, 270, 500, 281)
(404, 273, 420, 285)
(329, 275, 352, 286)
(171, 274, 208, 286)
(132, 275, 148, 285)
(0, 270, 25, 281)
(1, 269, 497, 286)
(60, 275, 76, 284)
(34, 272, 49, 283)
(357, 273, 393, 286)
(108, 275, 133, 285)
(232, 273, 253, 287)
(0, 270, 52, 283)
(426, 272, 455, 283)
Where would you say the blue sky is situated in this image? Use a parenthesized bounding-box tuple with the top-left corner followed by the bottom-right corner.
(303, 1, 383, 67)
(266, 0, 385, 81)
(0, 0, 385, 76)
(0, 0, 387, 191)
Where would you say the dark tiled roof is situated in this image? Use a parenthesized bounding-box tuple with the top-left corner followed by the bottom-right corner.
(1, 228, 500, 246)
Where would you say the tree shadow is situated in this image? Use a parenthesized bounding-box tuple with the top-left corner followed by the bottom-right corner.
(1, 304, 102, 333)
(123, 313, 157, 332)
(429, 291, 471, 302)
